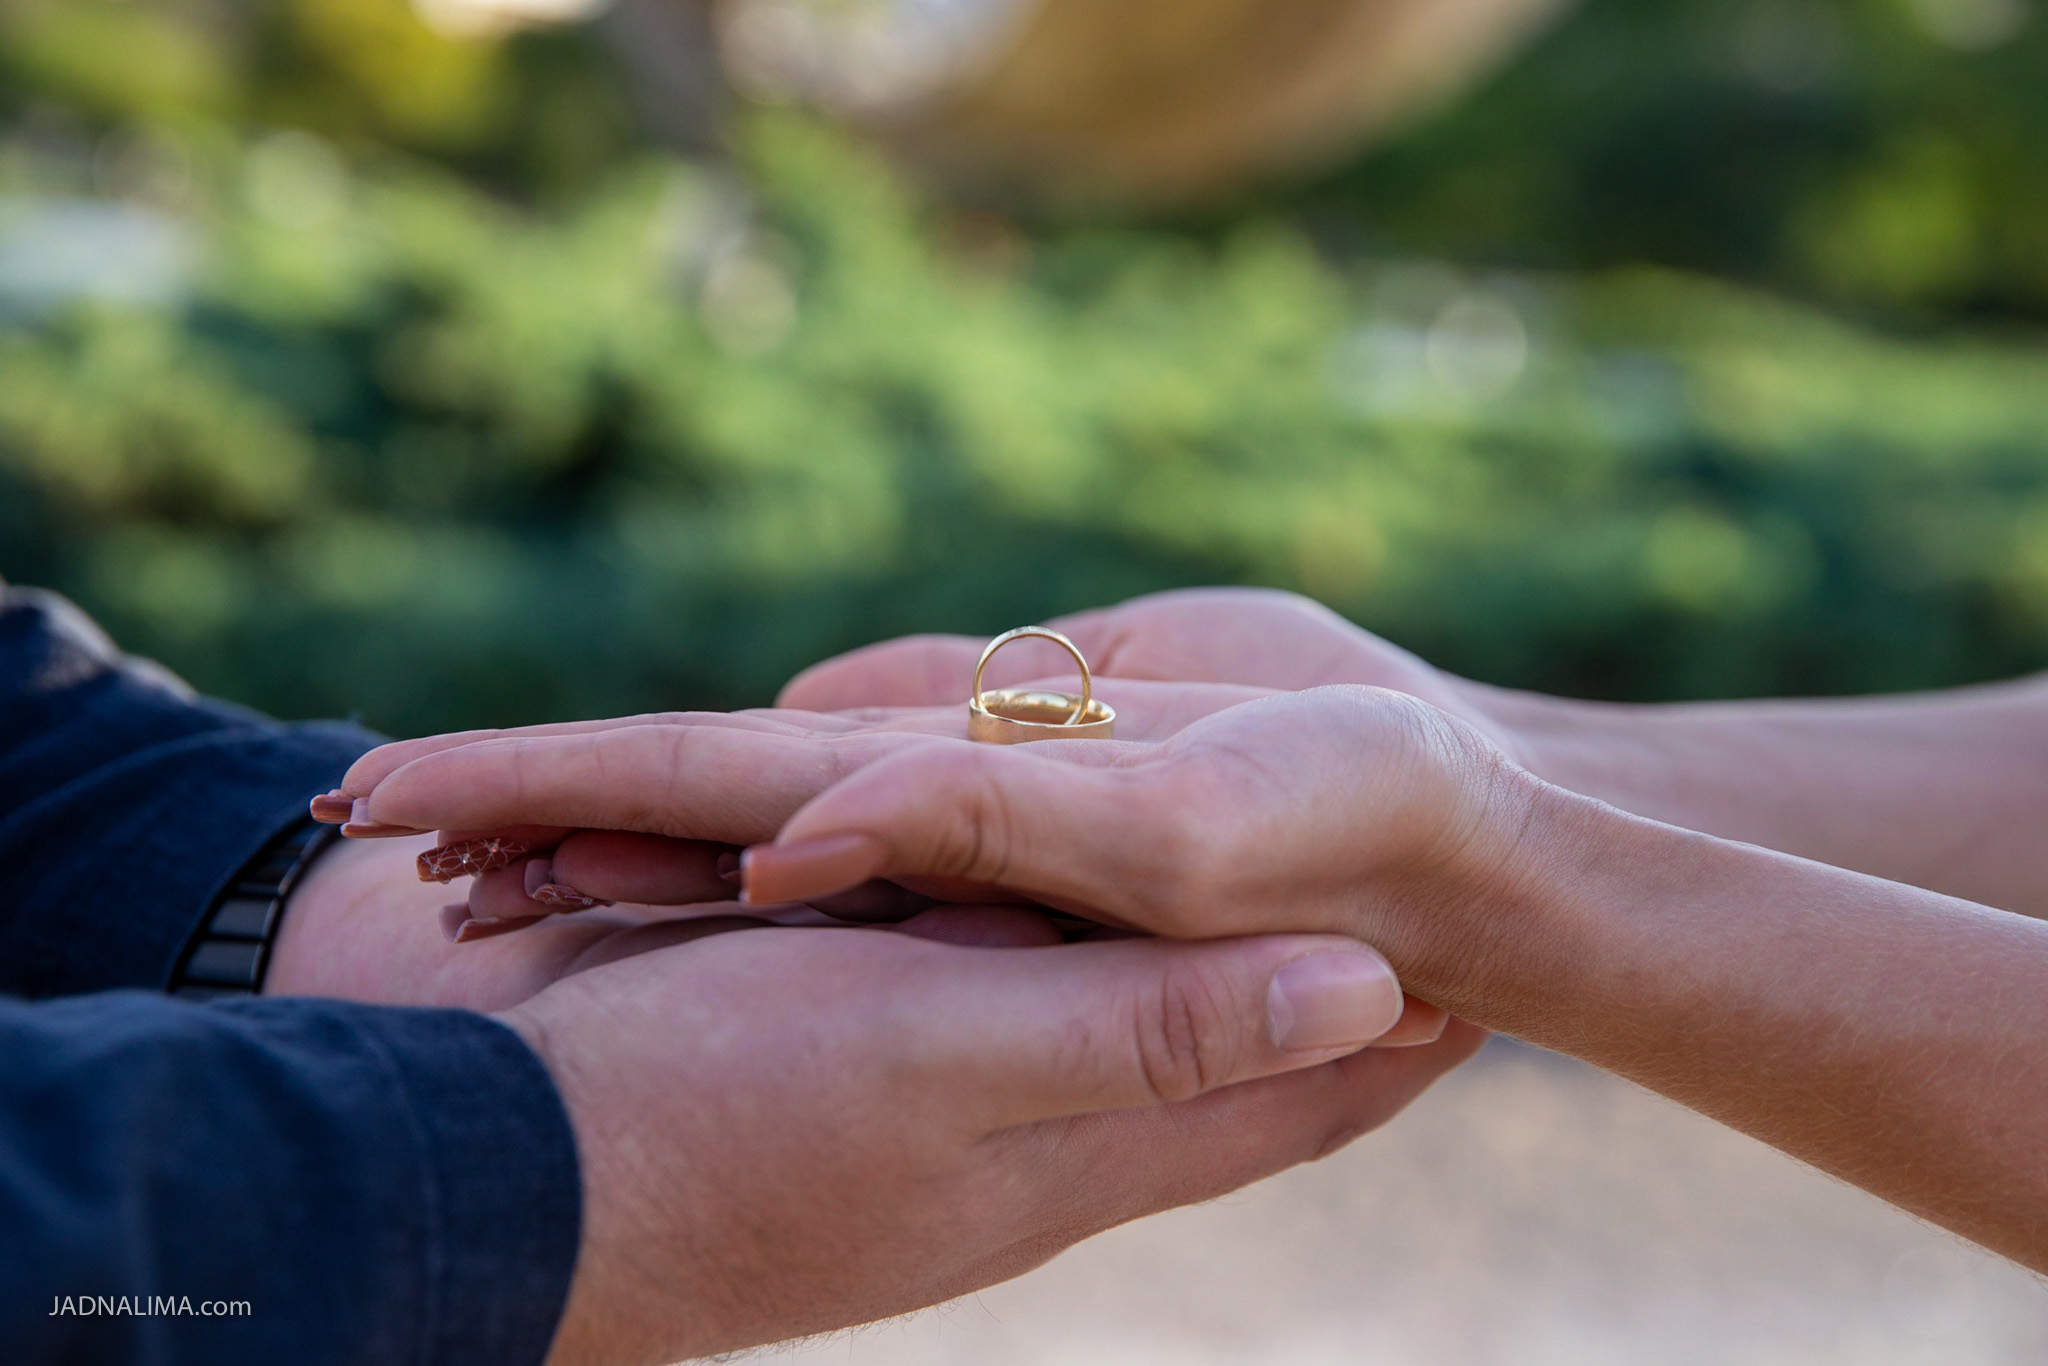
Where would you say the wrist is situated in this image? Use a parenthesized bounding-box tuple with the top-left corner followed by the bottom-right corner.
(499, 996, 700, 1366)
(1369, 773, 1667, 1029)
(265, 834, 446, 1001)
(1399, 771, 1782, 1068)
(1452, 681, 1655, 806)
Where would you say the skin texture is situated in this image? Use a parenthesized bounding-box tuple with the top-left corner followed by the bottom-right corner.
(273, 756, 1472, 1366)
(777, 586, 2048, 916)
(339, 589, 2048, 1286)
(325, 676, 1453, 1038)
(371, 686, 2048, 1273)
(500, 928, 1480, 1366)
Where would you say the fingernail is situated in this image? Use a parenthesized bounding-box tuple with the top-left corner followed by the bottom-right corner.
(342, 797, 430, 839)
(716, 851, 742, 885)
(418, 837, 532, 884)
(1267, 950, 1403, 1054)
(451, 913, 545, 943)
(1366, 997, 1451, 1049)
(522, 857, 610, 910)
(439, 903, 472, 943)
(310, 792, 353, 824)
(740, 833, 887, 906)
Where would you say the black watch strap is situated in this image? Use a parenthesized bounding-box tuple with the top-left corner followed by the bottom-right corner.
(169, 818, 340, 999)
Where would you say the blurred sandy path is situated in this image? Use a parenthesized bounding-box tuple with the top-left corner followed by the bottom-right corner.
(755, 1040, 2048, 1366)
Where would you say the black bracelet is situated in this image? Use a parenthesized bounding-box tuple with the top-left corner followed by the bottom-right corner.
(169, 818, 340, 999)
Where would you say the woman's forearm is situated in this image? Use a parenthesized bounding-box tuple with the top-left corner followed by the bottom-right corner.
(1473, 675, 2048, 915)
(1400, 786, 2048, 1269)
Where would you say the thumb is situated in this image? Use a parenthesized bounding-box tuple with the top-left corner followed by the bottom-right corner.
(906, 934, 1408, 1130)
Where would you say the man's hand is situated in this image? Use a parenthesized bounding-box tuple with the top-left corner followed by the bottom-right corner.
(500, 921, 1483, 1366)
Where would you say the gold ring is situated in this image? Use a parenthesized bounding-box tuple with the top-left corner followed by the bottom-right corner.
(967, 627, 1116, 744)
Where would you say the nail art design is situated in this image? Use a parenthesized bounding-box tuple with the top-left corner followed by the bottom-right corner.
(417, 837, 532, 884)
(522, 857, 611, 911)
(530, 884, 609, 910)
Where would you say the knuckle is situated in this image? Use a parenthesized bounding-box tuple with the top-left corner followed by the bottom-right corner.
(1118, 769, 1235, 928)
(926, 747, 1019, 884)
(1130, 960, 1240, 1104)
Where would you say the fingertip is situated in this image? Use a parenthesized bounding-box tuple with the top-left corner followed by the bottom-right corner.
(310, 791, 352, 824)
(341, 796, 430, 839)
(1265, 946, 1405, 1056)
(740, 832, 889, 906)
(1364, 996, 1452, 1049)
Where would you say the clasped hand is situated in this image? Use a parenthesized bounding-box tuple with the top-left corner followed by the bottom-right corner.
(297, 591, 1510, 1366)
(312, 586, 2048, 1366)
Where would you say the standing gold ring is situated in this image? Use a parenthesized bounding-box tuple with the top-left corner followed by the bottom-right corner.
(966, 626, 1117, 744)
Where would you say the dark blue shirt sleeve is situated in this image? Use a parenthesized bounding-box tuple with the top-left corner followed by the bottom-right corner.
(0, 584, 582, 1364)
(0, 583, 374, 996)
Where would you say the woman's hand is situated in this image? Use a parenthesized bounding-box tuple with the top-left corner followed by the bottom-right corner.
(779, 586, 1523, 758)
(781, 586, 2048, 917)
(742, 687, 1536, 1002)
(323, 685, 1475, 1045)
(341, 685, 1528, 1009)
(318, 676, 1277, 938)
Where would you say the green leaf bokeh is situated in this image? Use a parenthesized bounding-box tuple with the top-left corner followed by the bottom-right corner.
(2, 0, 2045, 736)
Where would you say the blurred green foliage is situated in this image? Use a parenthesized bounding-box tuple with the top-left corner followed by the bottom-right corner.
(1, 0, 2045, 736)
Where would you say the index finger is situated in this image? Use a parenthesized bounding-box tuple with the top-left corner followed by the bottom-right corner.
(338, 708, 871, 799)
(361, 724, 957, 845)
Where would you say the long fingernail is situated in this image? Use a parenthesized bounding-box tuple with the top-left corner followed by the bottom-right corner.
(446, 910, 546, 943)
(310, 792, 353, 824)
(1267, 950, 1403, 1054)
(523, 857, 611, 911)
(741, 833, 887, 906)
(343, 797, 430, 839)
(1366, 996, 1451, 1049)
(418, 836, 532, 883)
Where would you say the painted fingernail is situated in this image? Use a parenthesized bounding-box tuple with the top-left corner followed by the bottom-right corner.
(417, 836, 532, 884)
(310, 792, 353, 824)
(1267, 950, 1403, 1054)
(1366, 996, 1451, 1049)
(716, 851, 742, 885)
(342, 797, 430, 839)
(522, 858, 610, 911)
(740, 833, 887, 906)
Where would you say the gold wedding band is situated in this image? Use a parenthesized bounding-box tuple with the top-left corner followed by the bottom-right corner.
(967, 627, 1116, 744)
